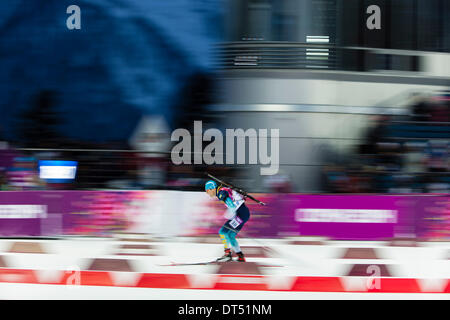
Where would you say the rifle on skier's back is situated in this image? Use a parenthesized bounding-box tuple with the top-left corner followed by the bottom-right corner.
(206, 173, 266, 206)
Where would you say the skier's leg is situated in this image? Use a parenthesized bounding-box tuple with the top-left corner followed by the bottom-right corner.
(217, 226, 232, 262)
(225, 230, 241, 253)
(219, 226, 231, 249)
(225, 229, 246, 262)
(226, 204, 250, 261)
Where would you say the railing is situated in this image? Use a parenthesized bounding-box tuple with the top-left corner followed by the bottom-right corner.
(214, 42, 338, 70)
(1, 115, 448, 192)
(214, 42, 422, 72)
(0, 139, 446, 193)
(384, 121, 450, 140)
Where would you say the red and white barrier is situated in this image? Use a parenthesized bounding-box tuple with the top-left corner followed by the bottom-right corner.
(0, 268, 448, 293)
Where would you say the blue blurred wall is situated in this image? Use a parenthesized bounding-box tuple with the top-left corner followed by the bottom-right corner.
(0, 0, 223, 143)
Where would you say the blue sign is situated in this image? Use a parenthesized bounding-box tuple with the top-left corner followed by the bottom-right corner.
(38, 160, 78, 183)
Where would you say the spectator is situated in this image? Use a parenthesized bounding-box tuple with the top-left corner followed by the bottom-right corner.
(403, 142, 427, 174)
(325, 93, 449, 194)
(429, 98, 450, 122)
(0, 173, 8, 190)
(425, 140, 448, 173)
(263, 171, 293, 193)
(6, 156, 39, 190)
(411, 97, 430, 121)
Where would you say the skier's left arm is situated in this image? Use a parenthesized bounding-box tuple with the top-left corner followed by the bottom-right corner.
(217, 190, 237, 210)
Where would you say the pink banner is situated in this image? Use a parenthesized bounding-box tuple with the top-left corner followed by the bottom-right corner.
(0, 191, 447, 240)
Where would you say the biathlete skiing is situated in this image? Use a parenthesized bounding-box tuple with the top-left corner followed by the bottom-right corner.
(205, 180, 250, 262)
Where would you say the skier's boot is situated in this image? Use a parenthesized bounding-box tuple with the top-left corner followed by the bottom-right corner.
(236, 252, 246, 262)
(216, 248, 232, 262)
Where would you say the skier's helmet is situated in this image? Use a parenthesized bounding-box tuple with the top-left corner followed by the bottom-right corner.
(205, 180, 217, 191)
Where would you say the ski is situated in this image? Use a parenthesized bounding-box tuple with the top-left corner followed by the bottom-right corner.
(160, 260, 219, 266)
(161, 260, 244, 266)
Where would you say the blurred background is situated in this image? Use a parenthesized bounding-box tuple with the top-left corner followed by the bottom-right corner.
(0, 0, 448, 195)
(0, 0, 447, 237)
(0, 0, 448, 299)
